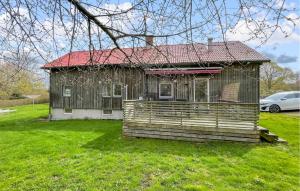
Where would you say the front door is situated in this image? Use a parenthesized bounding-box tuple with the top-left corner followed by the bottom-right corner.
(194, 78, 209, 102)
(176, 82, 189, 101)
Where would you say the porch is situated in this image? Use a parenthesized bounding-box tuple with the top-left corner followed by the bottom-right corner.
(123, 100, 261, 142)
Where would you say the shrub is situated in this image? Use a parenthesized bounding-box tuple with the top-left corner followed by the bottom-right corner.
(0, 94, 49, 108)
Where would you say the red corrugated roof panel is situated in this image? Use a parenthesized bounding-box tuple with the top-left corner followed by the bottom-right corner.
(42, 41, 270, 69)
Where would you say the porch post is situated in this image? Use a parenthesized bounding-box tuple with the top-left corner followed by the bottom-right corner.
(180, 111, 183, 127)
(207, 78, 210, 103)
(125, 85, 128, 100)
(149, 102, 152, 125)
(193, 78, 196, 102)
(254, 104, 258, 130)
(216, 103, 219, 128)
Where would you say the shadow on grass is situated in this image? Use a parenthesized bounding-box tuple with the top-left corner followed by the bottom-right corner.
(0, 119, 122, 132)
(0, 118, 259, 157)
(81, 123, 259, 158)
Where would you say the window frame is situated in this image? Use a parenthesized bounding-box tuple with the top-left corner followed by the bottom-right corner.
(284, 93, 296, 99)
(103, 109, 113, 115)
(294, 93, 300, 98)
(193, 78, 210, 102)
(64, 108, 72, 114)
(159, 82, 174, 99)
(113, 84, 122, 97)
(63, 85, 72, 97)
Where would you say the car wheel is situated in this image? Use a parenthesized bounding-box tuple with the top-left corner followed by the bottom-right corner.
(269, 104, 281, 113)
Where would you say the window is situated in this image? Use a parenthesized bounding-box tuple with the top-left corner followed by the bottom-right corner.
(284, 93, 296, 99)
(113, 84, 122, 97)
(64, 108, 72, 113)
(103, 110, 112, 114)
(63, 86, 71, 97)
(159, 83, 173, 99)
(194, 78, 209, 102)
(102, 83, 112, 97)
(285, 93, 300, 99)
(295, 93, 300, 98)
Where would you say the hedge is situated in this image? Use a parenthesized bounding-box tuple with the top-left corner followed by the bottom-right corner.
(0, 94, 49, 108)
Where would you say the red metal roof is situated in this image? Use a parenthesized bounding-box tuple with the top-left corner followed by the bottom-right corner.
(42, 41, 269, 69)
(145, 69, 222, 75)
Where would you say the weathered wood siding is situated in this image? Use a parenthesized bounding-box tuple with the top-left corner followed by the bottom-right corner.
(145, 64, 260, 103)
(49, 63, 260, 109)
(50, 67, 144, 109)
(209, 64, 260, 103)
(146, 75, 193, 101)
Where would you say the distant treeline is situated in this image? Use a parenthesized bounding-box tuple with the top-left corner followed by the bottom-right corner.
(0, 94, 49, 108)
(260, 62, 299, 97)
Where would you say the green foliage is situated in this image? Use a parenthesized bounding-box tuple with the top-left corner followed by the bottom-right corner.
(260, 62, 298, 97)
(0, 94, 49, 108)
(0, 63, 46, 99)
(0, 104, 299, 190)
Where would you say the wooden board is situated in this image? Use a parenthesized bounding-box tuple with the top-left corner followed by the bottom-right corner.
(123, 128, 260, 143)
(123, 126, 260, 138)
(122, 100, 259, 143)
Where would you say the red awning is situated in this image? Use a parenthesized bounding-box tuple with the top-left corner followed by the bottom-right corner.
(145, 69, 222, 75)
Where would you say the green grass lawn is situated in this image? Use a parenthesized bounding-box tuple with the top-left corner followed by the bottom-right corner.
(0, 104, 299, 191)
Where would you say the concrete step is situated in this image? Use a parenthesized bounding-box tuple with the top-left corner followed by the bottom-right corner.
(259, 128, 287, 143)
(257, 126, 269, 133)
(276, 138, 288, 144)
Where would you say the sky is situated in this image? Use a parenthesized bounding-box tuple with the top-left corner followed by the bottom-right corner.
(256, 35, 300, 72)
(104, 0, 300, 73)
(76, 0, 300, 72)
(225, 0, 300, 72)
(0, 0, 299, 73)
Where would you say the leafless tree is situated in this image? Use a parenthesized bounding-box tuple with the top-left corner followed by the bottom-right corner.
(0, 0, 298, 81)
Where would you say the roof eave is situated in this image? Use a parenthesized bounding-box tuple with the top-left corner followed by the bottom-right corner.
(41, 58, 270, 70)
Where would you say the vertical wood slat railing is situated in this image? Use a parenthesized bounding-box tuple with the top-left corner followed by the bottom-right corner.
(123, 100, 259, 130)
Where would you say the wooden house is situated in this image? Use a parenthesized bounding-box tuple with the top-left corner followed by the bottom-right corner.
(43, 38, 270, 142)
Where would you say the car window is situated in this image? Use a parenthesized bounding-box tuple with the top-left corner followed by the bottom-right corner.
(284, 93, 296, 99)
(294, 93, 300, 98)
(265, 93, 287, 100)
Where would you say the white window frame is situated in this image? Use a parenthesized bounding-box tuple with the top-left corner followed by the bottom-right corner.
(63, 86, 72, 97)
(103, 109, 113, 115)
(113, 84, 122, 97)
(193, 78, 210, 102)
(159, 82, 174, 99)
(64, 108, 73, 114)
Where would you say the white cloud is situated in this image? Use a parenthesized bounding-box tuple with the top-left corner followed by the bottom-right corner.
(226, 7, 300, 47)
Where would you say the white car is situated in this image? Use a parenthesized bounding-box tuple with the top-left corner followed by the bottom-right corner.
(260, 91, 300, 113)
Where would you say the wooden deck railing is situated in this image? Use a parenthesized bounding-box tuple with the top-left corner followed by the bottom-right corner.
(123, 100, 259, 130)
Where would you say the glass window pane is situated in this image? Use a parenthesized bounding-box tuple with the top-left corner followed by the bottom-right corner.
(195, 79, 208, 102)
(64, 108, 72, 113)
(113, 84, 122, 96)
(63, 86, 71, 97)
(285, 93, 296, 99)
(103, 110, 112, 114)
(160, 83, 173, 97)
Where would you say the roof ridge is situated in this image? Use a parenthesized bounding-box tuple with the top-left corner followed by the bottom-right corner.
(60, 41, 242, 55)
